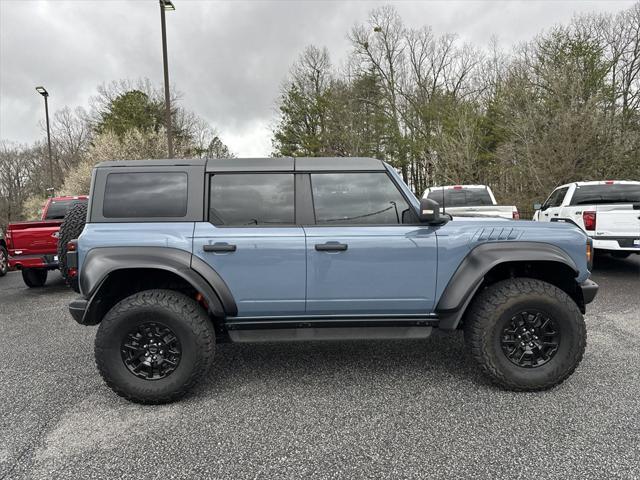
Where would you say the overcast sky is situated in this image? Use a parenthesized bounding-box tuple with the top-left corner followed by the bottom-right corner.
(0, 0, 635, 156)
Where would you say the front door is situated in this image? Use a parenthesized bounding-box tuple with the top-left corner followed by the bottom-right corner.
(303, 172, 438, 314)
(193, 172, 306, 316)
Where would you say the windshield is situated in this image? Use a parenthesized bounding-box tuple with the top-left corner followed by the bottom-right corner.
(44, 199, 86, 220)
(570, 184, 640, 205)
(427, 188, 493, 207)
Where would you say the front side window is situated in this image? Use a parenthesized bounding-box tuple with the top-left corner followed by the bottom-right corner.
(311, 172, 414, 225)
(209, 173, 294, 225)
(103, 172, 188, 218)
(544, 187, 568, 208)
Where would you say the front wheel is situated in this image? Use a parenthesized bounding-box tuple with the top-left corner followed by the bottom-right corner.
(464, 278, 586, 391)
(94, 289, 216, 404)
(22, 268, 48, 288)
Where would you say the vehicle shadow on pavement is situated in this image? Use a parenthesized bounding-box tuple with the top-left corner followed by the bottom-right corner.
(592, 254, 640, 276)
(198, 330, 486, 398)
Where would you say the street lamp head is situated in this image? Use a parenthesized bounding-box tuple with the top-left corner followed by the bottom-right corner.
(160, 0, 175, 11)
(35, 86, 49, 97)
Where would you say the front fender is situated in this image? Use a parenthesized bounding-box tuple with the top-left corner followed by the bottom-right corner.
(436, 241, 579, 330)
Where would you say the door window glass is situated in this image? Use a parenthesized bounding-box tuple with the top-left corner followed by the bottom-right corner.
(544, 187, 568, 208)
(209, 174, 294, 225)
(311, 172, 415, 225)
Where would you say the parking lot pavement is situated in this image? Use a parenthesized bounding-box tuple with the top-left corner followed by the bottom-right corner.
(0, 257, 638, 480)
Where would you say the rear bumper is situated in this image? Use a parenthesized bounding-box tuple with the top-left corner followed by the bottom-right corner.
(69, 297, 88, 324)
(591, 236, 640, 252)
(580, 279, 599, 305)
(8, 253, 58, 270)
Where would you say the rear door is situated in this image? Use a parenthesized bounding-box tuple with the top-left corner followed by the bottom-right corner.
(303, 171, 438, 314)
(192, 172, 306, 316)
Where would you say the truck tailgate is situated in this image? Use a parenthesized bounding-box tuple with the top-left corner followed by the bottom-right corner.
(594, 204, 640, 237)
(6, 221, 62, 255)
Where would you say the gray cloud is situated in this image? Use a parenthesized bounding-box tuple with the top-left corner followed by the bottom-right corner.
(0, 0, 635, 156)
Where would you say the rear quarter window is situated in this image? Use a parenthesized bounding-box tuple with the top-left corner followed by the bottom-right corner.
(103, 172, 188, 218)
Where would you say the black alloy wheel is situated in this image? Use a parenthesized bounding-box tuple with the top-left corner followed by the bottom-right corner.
(500, 311, 560, 368)
(121, 322, 182, 380)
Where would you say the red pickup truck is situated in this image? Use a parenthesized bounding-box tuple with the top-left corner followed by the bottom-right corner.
(6, 195, 87, 287)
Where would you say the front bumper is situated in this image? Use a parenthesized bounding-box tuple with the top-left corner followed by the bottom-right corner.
(69, 297, 88, 324)
(580, 279, 599, 305)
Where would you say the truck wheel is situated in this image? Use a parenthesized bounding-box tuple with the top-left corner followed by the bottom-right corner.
(22, 268, 48, 288)
(58, 202, 87, 292)
(94, 289, 215, 404)
(464, 278, 586, 391)
(0, 246, 7, 277)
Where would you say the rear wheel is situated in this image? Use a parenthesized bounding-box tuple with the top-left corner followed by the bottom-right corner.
(464, 278, 586, 391)
(22, 268, 48, 288)
(94, 289, 216, 404)
(0, 246, 8, 277)
(58, 202, 87, 292)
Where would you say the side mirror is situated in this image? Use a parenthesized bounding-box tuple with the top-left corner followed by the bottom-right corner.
(419, 197, 447, 224)
(533, 203, 542, 211)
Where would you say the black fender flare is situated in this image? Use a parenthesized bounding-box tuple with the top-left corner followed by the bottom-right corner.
(436, 242, 578, 330)
(79, 247, 237, 324)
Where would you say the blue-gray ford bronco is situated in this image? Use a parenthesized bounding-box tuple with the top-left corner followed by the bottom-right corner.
(68, 157, 598, 404)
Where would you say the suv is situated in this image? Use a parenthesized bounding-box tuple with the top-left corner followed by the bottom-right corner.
(533, 181, 640, 258)
(68, 158, 598, 404)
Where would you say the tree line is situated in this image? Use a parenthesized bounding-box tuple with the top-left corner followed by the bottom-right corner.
(272, 4, 640, 210)
(0, 79, 232, 224)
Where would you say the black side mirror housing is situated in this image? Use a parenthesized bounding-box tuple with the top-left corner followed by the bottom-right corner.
(419, 197, 447, 225)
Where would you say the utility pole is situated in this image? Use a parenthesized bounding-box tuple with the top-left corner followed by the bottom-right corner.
(159, 0, 175, 158)
(36, 86, 54, 196)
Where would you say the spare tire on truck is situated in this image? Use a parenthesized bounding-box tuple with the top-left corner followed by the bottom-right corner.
(58, 202, 87, 293)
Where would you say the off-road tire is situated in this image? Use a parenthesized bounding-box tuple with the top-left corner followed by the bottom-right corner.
(22, 268, 48, 288)
(0, 245, 8, 277)
(95, 289, 216, 404)
(464, 278, 586, 391)
(57, 202, 87, 292)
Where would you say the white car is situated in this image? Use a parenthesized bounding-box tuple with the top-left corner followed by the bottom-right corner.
(533, 180, 640, 257)
(423, 185, 519, 220)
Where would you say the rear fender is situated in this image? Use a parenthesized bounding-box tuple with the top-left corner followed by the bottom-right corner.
(78, 247, 237, 325)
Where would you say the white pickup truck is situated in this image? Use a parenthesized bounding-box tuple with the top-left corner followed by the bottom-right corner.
(422, 185, 519, 220)
(533, 180, 640, 258)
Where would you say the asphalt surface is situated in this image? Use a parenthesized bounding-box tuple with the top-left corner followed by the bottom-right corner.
(0, 256, 639, 480)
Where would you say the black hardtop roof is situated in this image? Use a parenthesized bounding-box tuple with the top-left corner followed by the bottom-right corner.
(95, 157, 386, 172)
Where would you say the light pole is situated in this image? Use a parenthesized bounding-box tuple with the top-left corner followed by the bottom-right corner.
(159, 0, 175, 158)
(35, 86, 54, 196)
